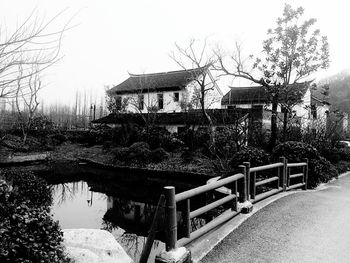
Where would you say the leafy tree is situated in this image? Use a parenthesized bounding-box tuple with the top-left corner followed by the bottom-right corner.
(216, 4, 330, 150)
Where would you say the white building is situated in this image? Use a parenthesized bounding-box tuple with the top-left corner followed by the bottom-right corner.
(106, 67, 223, 114)
(221, 84, 330, 131)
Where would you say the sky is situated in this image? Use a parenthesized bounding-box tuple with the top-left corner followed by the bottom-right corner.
(1, 0, 349, 106)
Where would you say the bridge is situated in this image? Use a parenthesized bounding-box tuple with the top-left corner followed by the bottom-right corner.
(141, 157, 311, 263)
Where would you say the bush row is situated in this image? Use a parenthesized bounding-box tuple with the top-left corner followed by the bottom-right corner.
(226, 141, 339, 189)
(112, 142, 169, 164)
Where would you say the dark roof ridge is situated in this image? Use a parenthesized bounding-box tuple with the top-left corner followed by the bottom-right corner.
(128, 66, 207, 77)
(229, 82, 309, 89)
(228, 86, 263, 89)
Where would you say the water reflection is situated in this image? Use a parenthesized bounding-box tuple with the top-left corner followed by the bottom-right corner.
(51, 181, 164, 262)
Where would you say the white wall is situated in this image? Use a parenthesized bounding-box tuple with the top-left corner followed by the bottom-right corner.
(115, 73, 223, 113)
(119, 91, 183, 113)
(292, 88, 311, 128)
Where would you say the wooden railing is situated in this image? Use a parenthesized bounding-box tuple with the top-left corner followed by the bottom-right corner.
(286, 159, 308, 191)
(244, 157, 308, 203)
(164, 167, 247, 251)
(145, 157, 309, 258)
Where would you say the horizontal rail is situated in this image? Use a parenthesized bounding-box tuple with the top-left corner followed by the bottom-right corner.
(287, 162, 307, 168)
(190, 194, 236, 219)
(289, 173, 304, 179)
(177, 209, 239, 247)
(250, 162, 283, 173)
(287, 182, 305, 191)
(175, 173, 244, 202)
(255, 176, 279, 187)
(252, 188, 283, 203)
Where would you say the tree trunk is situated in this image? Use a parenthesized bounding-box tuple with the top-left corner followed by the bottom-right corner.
(282, 107, 288, 142)
(268, 99, 278, 151)
(201, 91, 215, 148)
(22, 126, 27, 144)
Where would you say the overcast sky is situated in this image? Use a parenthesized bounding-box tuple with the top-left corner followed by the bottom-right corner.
(1, 0, 349, 105)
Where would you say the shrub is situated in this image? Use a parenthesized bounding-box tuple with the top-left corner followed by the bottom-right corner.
(229, 147, 270, 169)
(127, 142, 151, 163)
(0, 173, 72, 263)
(338, 148, 350, 161)
(139, 126, 170, 149)
(272, 141, 320, 162)
(181, 147, 196, 163)
(150, 148, 170, 163)
(272, 141, 338, 188)
(213, 126, 240, 158)
(178, 127, 210, 151)
(112, 146, 131, 162)
(49, 133, 68, 145)
(320, 148, 341, 164)
(308, 157, 338, 188)
(66, 130, 97, 145)
(3, 171, 52, 208)
(113, 123, 142, 146)
(161, 136, 185, 153)
(335, 161, 350, 174)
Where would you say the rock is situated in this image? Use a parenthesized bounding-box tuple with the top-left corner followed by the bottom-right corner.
(0, 153, 50, 165)
(63, 229, 134, 263)
(65, 247, 100, 263)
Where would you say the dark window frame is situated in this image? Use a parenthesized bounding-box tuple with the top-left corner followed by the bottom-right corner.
(174, 92, 179, 102)
(138, 94, 144, 110)
(158, 93, 164, 109)
(311, 104, 317, 119)
(115, 96, 122, 111)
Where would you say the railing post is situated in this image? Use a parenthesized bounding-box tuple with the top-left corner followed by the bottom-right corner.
(286, 159, 291, 189)
(183, 199, 191, 238)
(251, 171, 256, 200)
(238, 165, 247, 203)
(243, 162, 251, 201)
(164, 186, 177, 251)
(279, 157, 286, 191)
(284, 158, 288, 191)
(303, 158, 308, 190)
(230, 180, 238, 212)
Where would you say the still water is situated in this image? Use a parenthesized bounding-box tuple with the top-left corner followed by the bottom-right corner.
(50, 180, 165, 262)
(49, 167, 207, 263)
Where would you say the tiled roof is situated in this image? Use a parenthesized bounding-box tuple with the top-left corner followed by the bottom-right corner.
(108, 67, 207, 95)
(222, 83, 312, 105)
(221, 86, 268, 105)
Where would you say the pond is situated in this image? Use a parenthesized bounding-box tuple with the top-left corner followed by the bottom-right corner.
(47, 164, 209, 263)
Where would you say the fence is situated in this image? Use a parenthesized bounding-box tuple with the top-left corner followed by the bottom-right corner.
(160, 157, 308, 253)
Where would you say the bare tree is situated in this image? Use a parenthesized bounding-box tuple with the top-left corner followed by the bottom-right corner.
(15, 65, 42, 142)
(170, 39, 218, 146)
(215, 4, 329, 150)
(0, 9, 74, 100)
(106, 75, 164, 134)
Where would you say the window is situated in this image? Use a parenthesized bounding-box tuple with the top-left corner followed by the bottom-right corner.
(158, 93, 164, 109)
(174, 92, 179, 102)
(138, 94, 144, 110)
(311, 105, 317, 119)
(115, 96, 122, 111)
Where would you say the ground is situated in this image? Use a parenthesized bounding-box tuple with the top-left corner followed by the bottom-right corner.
(201, 173, 350, 263)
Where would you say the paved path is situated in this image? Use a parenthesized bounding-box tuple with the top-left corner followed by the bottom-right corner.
(201, 174, 350, 263)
